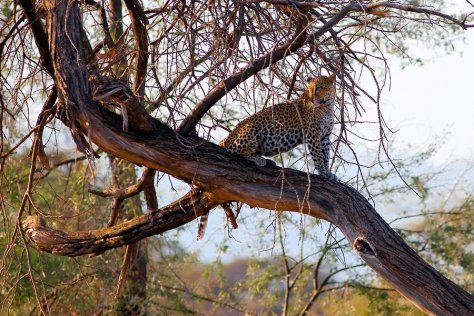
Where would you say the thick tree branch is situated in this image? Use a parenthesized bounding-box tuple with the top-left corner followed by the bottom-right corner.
(24, 190, 218, 256)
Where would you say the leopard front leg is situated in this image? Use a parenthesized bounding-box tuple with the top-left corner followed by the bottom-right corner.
(321, 135, 330, 172)
(308, 134, 337, 180)
(321, 136, 336, 180)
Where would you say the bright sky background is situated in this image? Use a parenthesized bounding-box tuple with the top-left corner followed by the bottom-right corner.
(381, 2, 474, 165)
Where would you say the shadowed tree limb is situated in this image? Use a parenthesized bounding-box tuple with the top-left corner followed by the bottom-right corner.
(24, 190, 217, 256)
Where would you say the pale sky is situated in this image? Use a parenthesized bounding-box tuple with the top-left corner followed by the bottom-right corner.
(381, 2, 474, 165)
(382, 34, 474, 165)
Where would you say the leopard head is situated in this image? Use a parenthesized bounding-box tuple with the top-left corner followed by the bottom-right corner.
(304, 74, 336, 106)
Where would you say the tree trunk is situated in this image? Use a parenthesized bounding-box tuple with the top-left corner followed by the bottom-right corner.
(106, 0, 148, 311)
(110, 158, 148, 315)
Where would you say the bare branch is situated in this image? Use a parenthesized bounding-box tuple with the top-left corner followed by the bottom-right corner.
(115, 244, 133, 298)
(88, 166, 154, 200)
(24, 190, 217, 256)
(177, 7, 311, 133)
(378, 2, 474, 29)
(123, 0, 149, 96)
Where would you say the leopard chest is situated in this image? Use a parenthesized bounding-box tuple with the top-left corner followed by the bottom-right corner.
(311, 109, 334, 138)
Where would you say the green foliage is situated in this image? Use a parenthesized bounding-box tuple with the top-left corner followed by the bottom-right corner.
(423, 198, 474, 289)
(0, 150, 117, 314)
(1, 0, 13, 20)
(353, 285, 422, 316)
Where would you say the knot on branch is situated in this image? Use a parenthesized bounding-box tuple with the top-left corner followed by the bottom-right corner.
(89, 74, 159, 132)
(90, 74, 134, 103)
(353, 237, 375, 256)
(23, 215, 68, 254)
(23, 215, 47, 231)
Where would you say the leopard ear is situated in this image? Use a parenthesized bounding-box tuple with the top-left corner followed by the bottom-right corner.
(306, 77, 317, 98)
(306, 77, 315, 83)
(328, 74, 336, 82)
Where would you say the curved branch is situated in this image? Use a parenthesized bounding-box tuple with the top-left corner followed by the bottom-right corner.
(88, 166, 153, 199)
(24, 190, 217, 256)
(124, 0, 149, 96)
(88, 166, 157, 224)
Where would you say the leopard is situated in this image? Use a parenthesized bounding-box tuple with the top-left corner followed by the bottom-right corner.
(219, 74, 337, 180)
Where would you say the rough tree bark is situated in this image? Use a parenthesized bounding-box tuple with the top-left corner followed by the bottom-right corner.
(19, 0, 474, 315)
(107, 0, 148, 311)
